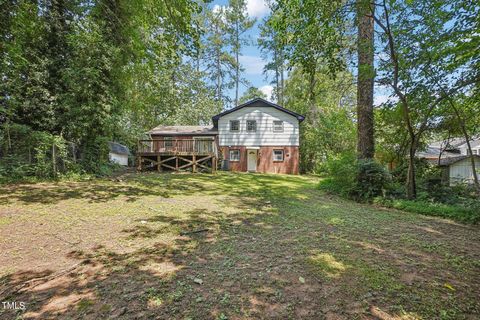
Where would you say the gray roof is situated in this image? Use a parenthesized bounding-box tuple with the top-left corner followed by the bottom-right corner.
(212, 98, 305, 127)
(457, 139, 480, 149)
(438, 155, 480, 167)
(148, 125, 217, 136)
(108, 142, 129, 155)
(429, 137, 467, 149)
(417, 147, 459, 159)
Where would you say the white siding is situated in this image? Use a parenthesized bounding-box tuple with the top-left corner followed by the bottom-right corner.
(218, 106, 300, 146)
(449, 158, 480, 185)
(109, 152, 128, 166)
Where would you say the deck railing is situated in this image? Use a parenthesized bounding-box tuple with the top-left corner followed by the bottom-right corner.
(137, 139, 216, 155)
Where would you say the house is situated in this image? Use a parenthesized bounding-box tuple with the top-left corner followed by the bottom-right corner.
(438, 155, 480, 185)
(136, 98, 305, 174)
(419, 137, 480, 185)
(458, 139, 480, 156)
(108, 142, 129, 166)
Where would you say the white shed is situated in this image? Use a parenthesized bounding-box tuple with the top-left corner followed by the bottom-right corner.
(439, 155, 480, 185)
(108, 142, 129, 166)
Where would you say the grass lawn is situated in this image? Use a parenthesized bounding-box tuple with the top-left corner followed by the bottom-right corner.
(0, 172, 479, 319)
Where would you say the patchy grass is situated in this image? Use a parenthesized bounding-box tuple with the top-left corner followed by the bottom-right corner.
(0, 172, 479, 319)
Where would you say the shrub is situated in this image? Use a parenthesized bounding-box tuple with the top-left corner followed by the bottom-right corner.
(351, 159, 392, 201)
(319, 153, 391, 202)
(318, 152, 357, 197)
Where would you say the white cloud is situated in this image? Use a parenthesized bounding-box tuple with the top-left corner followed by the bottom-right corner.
(239, 55, 265, 75)
(259, 85, 274, 100)
(246, 0, 269, 18)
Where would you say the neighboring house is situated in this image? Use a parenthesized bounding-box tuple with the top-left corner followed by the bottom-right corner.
(458, 139, 480, 156)
(108, 142, 129, 166)
(419, 137, 480, 185)
(416, 146, 459, 164)
(137, 98, 305, 174)
(438, 155, 480, 185)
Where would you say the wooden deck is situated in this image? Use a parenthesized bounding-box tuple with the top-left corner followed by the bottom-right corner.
(137, 139, 217, 173)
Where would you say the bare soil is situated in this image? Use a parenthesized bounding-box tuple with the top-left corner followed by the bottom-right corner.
(0, 173, 479, 319)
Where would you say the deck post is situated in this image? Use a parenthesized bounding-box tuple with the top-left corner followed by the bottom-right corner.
(175, 156, 179, 172)
(193, 154, 196, 173)
(157, 155, 161, 172)
(137, 156, 142, 172)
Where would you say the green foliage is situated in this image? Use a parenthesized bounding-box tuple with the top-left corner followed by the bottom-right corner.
(284, 68, 356, 173)
(1, 0, 222, 180)
(0, 124, 75, 182)
(318, 152, 357, 197)
(375, 198, 480, 224)
(239, 87, 267, 103)
(353, 160, 392, 201)
(319, 153, 391, 202)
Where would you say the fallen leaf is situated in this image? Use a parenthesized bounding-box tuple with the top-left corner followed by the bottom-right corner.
(444, 283, 455, 291)
(194, 278, 203, 285)
(299, 276, 305, 284)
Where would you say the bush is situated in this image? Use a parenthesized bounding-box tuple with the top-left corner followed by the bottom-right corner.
(319, 152, 357, 197)
(351, 159, 392, 201)
(319, 153, 391, 202)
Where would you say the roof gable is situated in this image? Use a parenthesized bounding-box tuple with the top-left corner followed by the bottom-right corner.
(212, 98, 305, 126)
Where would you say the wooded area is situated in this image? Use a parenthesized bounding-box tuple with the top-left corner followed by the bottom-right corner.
(0, 0, 479, 218)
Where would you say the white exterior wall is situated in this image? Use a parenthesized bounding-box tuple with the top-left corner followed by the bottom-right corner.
(109, 152, 128, 166)
(449, 158, 480, 185)
(218, 106, 300, 146)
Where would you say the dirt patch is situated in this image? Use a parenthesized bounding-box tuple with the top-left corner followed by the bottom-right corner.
(0, 173, 479, 319)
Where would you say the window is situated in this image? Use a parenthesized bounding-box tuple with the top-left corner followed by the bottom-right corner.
(229, 149, 240, 161)
(273, 149, 284, 162)
(474, 149, 478, 155)
(273, 120, 284, 132)
(230, 120, 240, 132)
(246, 120, 257, 132)
(164, 137, 173, 147)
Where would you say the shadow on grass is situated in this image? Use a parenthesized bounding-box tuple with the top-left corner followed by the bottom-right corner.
(0, 172, 312, 206)
(1, 173, 478, 319)
(0, 197, 305, 319)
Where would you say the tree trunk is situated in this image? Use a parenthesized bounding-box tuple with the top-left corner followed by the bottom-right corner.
(356, 0, 375, 159)
(449, 100, 480, 188)
(280, 49, 285, 105)
(464, 137, 480, 188)
(274, 48, 280, 102)
(406, 139, 417, 199)
(235, 21, 239, 106)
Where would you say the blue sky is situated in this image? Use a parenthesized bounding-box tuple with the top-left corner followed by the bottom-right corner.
(211, 0, 274, 100)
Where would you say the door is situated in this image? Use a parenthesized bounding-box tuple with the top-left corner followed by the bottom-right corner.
(247, 150, 257, 172)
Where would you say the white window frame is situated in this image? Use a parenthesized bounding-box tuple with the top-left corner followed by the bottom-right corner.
(473, 149, 478, 155)
(246, 120, 257, 132)
(273, 149, 284, 162)
(230, 120, 240, 132)
(273, 120, 284, 132)
(229, 149, 240, 162)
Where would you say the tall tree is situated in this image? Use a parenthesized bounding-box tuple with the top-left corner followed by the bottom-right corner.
(356, 0, 375, 159)
(374, 0, 479, 198)
(239, 86, 267, 104)
(258, 12, 286, 105)
(204, 5, 235, 108)
(226, 0, 255, 106)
